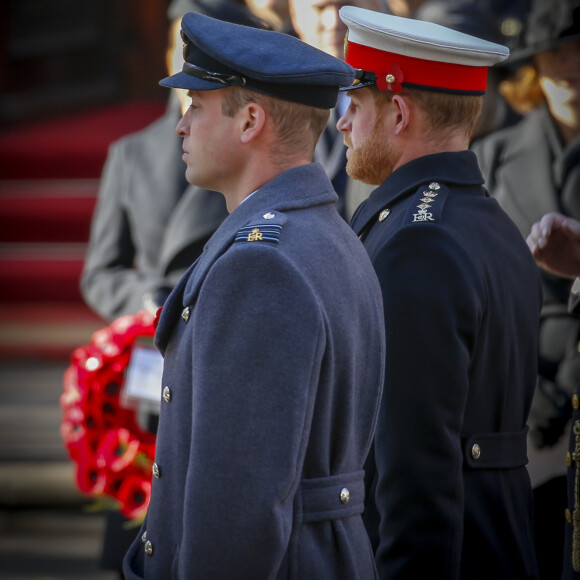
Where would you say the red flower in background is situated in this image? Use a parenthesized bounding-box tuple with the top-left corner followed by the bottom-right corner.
(75, 455, 107, 495)
(117, 476, 152, 521)
(60, 310, 157, 522)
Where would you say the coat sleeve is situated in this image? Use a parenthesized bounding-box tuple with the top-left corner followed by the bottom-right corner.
(372, 225, 484, 580)
(178, 243, 326, 578)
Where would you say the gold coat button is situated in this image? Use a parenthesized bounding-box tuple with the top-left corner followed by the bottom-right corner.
(566, 508, 573, 523)
(182, 307, 190, 322)
(573, 394, 579, 410)
(339, 487, 350, 504)
(152, 463, 160, 478)
(144, 540, 154, 556)
(567, 452, 573, 467)
(163, 386, 172, 403)
(471, 444, 481, 460)
(378, 209, 391, 222)
(141, 531, 147, 543)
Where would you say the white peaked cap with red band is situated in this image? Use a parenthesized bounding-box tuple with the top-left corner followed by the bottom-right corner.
(339, 6, 509, 95)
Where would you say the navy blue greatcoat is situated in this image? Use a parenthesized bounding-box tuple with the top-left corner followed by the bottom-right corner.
(351, 151, 542, 579)
(123, 162, 385, 579)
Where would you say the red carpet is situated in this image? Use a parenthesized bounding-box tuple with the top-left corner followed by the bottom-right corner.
(0, 100, 166, 179)
(0, 99, 165, 358)
(0, 180, 98, 243)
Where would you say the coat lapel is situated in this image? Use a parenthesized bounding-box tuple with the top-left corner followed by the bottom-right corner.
(154, 256, 199, 354)
(155, 163, 337, 352)
(158, 185, 227, 272)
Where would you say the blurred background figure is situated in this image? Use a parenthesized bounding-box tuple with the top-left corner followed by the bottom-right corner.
(413, 0, 523, 141)
(528, 213, 580, 282)
(527, 212, 580, 579)
(383, 0, 530, 49)
(245, 0, 294, 31)
(81, 2, 267, 577)
(473, 0, 580, 577)
(288, 0, 386, 219)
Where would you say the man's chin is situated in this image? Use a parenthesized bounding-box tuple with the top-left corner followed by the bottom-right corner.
(345, 160, 383, 186)
(345, 156, 383, 185)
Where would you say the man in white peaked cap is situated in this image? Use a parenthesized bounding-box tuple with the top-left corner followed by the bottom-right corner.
(336, 6, 542, 579)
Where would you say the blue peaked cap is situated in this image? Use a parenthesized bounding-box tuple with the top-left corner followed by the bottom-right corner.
(160, 12, 356, 109)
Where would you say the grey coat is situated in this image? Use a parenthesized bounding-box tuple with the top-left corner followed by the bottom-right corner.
(123, 163, 386, 579)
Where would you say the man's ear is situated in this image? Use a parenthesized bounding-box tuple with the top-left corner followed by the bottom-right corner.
(239, 102, 267, 144)
(391, 94, 411, 136)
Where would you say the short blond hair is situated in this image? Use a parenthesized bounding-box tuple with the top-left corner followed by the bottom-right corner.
(371, 85, 483, 141)
(222, 87, 330, 162)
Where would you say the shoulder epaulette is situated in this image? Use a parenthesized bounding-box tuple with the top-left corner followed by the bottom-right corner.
(405, 181, 449, 225)
(235, 212, 285, 245)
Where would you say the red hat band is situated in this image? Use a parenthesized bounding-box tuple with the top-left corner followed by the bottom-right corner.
(345, 41, 488, 94)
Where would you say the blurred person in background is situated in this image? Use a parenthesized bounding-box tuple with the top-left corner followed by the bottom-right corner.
(245, 0, 294, 31)
(81, 2, 266, 578)
(288, 0, 387, 219)
(414, 0, 523, 141)
(472, 1, 580, 576)
(527, 212, 580, 579)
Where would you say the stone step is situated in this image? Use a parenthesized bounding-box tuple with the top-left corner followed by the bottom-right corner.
(0, 507, 117, 580)
(0, 359, 89, 507)
(0, 304, 103, 360)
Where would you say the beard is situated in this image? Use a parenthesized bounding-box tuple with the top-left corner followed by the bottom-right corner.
(344, 118, 397, 185)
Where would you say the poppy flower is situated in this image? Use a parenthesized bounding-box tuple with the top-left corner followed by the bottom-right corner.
(96, 428, 140, 472)
(117, 477, 152, 521)
(75, 457, 107, 495)
(376, 63, 404, 92)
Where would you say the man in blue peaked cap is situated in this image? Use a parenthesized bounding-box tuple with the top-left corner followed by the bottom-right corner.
(122, 12, 386, 579)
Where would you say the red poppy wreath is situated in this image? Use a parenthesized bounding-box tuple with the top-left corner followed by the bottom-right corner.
(60, 310, 157, 522)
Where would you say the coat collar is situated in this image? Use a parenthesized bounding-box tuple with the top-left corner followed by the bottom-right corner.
(154, 163, 336, 353)
(351, 150, 484, 234)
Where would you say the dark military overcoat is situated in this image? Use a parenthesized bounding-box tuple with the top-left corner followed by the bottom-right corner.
(352, 151, 542, 579)
(123, 162, 385, 579)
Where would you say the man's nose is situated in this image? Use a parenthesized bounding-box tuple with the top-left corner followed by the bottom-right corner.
(336, 110, 349, 133)
(176, 108, 191, 136)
